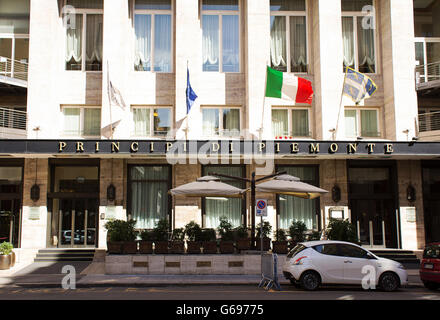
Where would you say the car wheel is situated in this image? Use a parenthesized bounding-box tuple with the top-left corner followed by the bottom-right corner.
(300, 271, 320, 291)
(423, 282, 440, 291)
(379, 272, 400, 292)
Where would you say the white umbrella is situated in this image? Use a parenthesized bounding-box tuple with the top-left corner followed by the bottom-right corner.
(170, 176, 246, 198)
(256, 174, 328, 199)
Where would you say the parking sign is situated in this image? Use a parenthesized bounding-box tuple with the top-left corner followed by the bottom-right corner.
(256, 199, 268, 217)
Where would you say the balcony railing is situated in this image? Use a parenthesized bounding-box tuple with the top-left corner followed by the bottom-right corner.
(0, 56, 28, 86)
(419, 111, 440, 133)
(416, 61, 440, 85)
(0, 107, 27, 138)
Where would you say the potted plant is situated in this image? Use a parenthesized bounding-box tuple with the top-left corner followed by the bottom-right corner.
(184, 221, 202, 254)
(169, 228, 185, 254)
(200, 228, 217, 254)
(272, 229, 288, 254)
(139, 229, 154, 254)
(0, 242, 13, 270)
(326, 218, 359, 244)
(256, 221, 272, 251)
(218, 217, 235, 254)
(288, 220, 307, 249)
(105, 219, 138, 254)
(153, 219, 170, 254)
(234, 225, 251, 252)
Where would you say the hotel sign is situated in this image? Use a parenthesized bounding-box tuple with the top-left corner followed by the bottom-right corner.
(0, 140, 438, 156)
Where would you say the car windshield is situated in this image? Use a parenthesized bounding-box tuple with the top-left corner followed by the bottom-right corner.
(287, 244, 307, 258)
(424, 245, 440, 259)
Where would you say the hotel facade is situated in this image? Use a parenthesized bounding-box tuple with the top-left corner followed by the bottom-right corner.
(0, 0, 440, 256)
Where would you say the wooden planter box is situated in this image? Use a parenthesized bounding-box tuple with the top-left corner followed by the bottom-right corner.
(186, 241, 202, 254)
(202, 241, 217, 254)
(169, 241, 185, 254)
(154, 241, 169, 254)
(272, 241, 288, 254)
(255, 238, 271, 251)
(0, 255, 11, 270)
(219, 241, 235, 254)
(236, 238, 251, 251)
(139, 241, 153, 254)
(107, 241, 123, 254)
(122, 241, 138, 254)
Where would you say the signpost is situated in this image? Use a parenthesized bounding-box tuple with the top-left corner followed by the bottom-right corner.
(256, 199, 267, 255)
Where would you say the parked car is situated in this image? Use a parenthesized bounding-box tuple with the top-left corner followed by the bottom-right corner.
(282, 240, 408, 292)
(419, 243, 440, 290)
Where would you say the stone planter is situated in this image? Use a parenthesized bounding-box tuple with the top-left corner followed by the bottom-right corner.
(255, 238, 271, 251)
(139, 241, 153, 254)
(107, 241, 123, 254)
(236, 238, 251, 252)
(219, 241, 235, 254)
(202, 241, 217, 254)
(272, 241, 288, 254)
(154, 241, 169, 254)
(0, 254, 11, 270)
(186, 241, 202, 254)
(169, 241, 185, 254)
(122, 241, 138, 254)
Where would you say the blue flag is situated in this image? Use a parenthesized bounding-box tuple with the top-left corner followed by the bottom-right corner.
(343, 67, 377, 104)
(186, 67, 198, 114)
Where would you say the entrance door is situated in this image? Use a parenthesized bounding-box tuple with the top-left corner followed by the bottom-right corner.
(59, 198, 98, 247)
(0, 199, 21, 247)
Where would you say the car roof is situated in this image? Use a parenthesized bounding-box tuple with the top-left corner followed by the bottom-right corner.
(300, 240, 361, 247)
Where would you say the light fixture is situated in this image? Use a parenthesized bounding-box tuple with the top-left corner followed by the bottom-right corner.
(107, 184, 116, 202)
(30, 159, 40, 202)
(407, 185, 416, 202)
(332, 185, 341, 203)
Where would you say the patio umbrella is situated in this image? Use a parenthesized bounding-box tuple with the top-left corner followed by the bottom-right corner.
(255, 174, 328, 199)
(169, 176, 246, 198)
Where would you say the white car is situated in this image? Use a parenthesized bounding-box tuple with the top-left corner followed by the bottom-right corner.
(282, 240, 408, 291)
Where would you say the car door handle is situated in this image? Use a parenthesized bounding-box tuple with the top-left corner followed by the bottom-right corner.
(344, 260, 352, 264)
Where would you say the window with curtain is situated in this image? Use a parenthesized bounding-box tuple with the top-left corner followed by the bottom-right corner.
(277, 166, 319, 230)
(134, 0, 172, 72)
(344, 108, 380, 138)
(129, 166, 170, 229)
(132, 107, 172, 137)
(202, 165, 244, 228)
(271, 108, 310, 138)
(64, 1, 103, 71)
(202, 0, 239, 72)
(62, 107, 101, 136)
(342, 0, 375, 73)
(270, 0, 307, 73)
(202, 107, 241, 137)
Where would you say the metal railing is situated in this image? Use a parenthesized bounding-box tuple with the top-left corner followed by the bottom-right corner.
(0, 56, 28, 82)
(416, 61, 440, 85)
(419, 111, 440, 132)
(0, 107, 27, 131)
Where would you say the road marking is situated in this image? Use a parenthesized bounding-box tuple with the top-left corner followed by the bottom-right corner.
(337, 295, 355, 300)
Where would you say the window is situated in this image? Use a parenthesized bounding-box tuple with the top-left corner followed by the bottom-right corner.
(272, 108, 310, 138)
(134, 0, 172, 72)
(202, 0, 240, 72)
(344, 108, 379, 138)
(65, 0, 103, 71)
(270, 0, 307, 73)
(339, 244, 369, 259)
(62, 106, 101, 136)
(277, 166, 319, 230)
(342, 0, 375, 73)
(313, 244, 340, 256)
(129, 165, 171, 229)
(132, 107, 172, 137)
(202, 165, 245, 228)
(202, 107, 240, 137)
(0, 0, 30, 34)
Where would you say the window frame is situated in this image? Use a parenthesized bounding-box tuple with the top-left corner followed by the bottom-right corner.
(0, 34, 29, 78)
(344, 106, 381, 138)
(201, 0, 241, 73)
(132, 0, 174, 73)
(341, 0, 377, 74)
(131, 105, 173, 138)
(63, 1, 103, 72)
(271, 106, 312, 138)
(61, 105, 102, 138)
(270, 0, 308, 74)
(200, 105, 242, 138)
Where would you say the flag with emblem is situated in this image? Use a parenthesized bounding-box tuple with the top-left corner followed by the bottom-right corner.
(343, 67, 377, 105)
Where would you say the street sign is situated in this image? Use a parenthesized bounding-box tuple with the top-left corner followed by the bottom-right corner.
(256, 199, 268, 217)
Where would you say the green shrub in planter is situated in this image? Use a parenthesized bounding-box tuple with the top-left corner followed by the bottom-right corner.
(272, 229, 288, 254)
(326, 218, 358, 244)
(256, 221, 272, 251)
(288, 221, 307, 248)
(0, 242, 13, 270)
(169, 228, 185, 254)
(200, 228, 217, 254)
(185, 221, 202, 254)
(234, 225, 251, 251)
(105, 219, 138, 254)
(218, 217, 234, 254)
(139, 230, 154, 254)
(153, 219, 170, 254)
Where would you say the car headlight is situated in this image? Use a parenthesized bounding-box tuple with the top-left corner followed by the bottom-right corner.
(292, 256, 308, 265)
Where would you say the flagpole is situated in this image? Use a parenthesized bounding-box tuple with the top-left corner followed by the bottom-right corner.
(259, 64, 269, 140)
(334, 68, 348, 140)
(186, 60, 189, 141)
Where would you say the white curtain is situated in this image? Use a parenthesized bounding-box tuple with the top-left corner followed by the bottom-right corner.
(357, 19, 375, 73)
(202, 108, 219, 136)
(292, 109, 309, 137)
(222, 15, 239, 72)
(270, 16, 287, 71)
(154, 15, 172, 72)
(345, 110, 357, 137)
(202, 15, 220, 71)
(133, 108, 150, 136)
(222, 109, 240, 136)
(360, 110, 378, 137)
(134, 15, 151, 71)
(66, 15, 82, 66)
(290, 16, 307, 73)
(342, 17, 355, 70)
(272, 109, 288, 136)
(84, 109, 101, 136)
(85, 14, 103, 69)
(63, 108, 80, 135)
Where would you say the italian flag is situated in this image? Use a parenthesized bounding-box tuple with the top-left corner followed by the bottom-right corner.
(265, 66, 314, 104)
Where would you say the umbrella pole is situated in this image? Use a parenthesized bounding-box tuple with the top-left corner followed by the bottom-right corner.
(251, 172, 256, 249)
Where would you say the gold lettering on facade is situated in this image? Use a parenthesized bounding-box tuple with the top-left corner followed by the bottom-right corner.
(259, 143, 266, 152)
(95, 142, 100, 152)
(131, 142, 139, 152)
(348, 143, 357, 154)
(291, 143, 299, 153)
(59, 142, 67, 152)
(310, 143, 320, 153)
(150, 142, 155, 152)
(276, 143, 280, 153)
(212, 143, 220, 152)
(183, 142, 187, 152)
(367, 143, 375, 153)
(111, 142, 120, 152)
(330, 143, 339, 153)
(166, 142, 173, 152)
(385, 144, 394, 154)
(76, 142, 84, 152)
